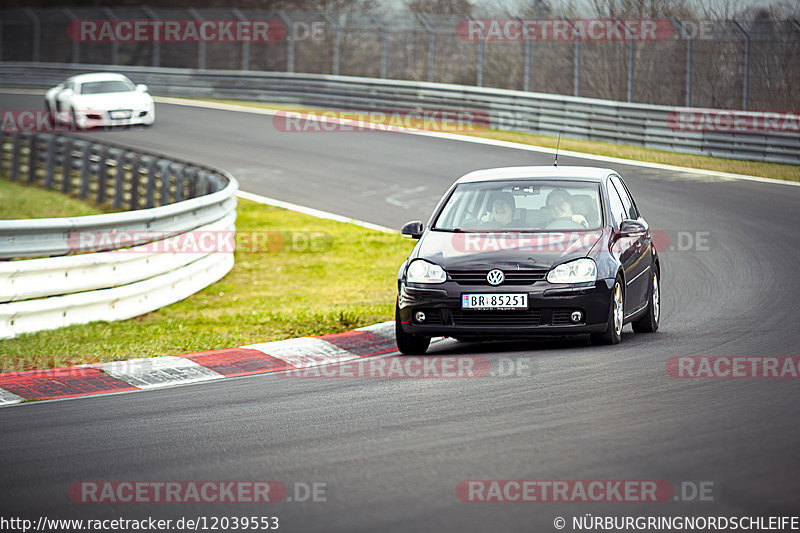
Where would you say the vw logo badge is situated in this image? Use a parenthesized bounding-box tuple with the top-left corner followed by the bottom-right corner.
(486, 269, 504, 286)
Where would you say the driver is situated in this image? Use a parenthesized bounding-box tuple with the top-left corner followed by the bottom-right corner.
(545, 189, 588, 228)
(480, 192, 516, 227)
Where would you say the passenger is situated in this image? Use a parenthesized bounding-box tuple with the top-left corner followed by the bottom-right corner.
(545, 189, 588, 228)
(480, 192, 516, 228)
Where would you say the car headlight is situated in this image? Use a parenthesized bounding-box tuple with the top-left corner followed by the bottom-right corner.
(406, 259, 446, 284)
(546, 258, 597, 284)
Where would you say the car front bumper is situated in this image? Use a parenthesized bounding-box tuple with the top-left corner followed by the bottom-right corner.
(397, 278, 615, 338)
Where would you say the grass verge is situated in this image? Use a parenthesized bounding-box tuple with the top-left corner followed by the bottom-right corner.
(193, 97, 800, 183)
(1, 183, 412, 371)
(0, 178, 111, 218)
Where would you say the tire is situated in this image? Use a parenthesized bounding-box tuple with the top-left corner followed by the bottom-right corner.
(591, 277, 623, 345)
(395, 305, 430, 355)
(632, 269, 660, 333)
(44, 100, 54, 126)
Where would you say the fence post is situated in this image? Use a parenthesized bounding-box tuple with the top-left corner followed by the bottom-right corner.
(417, 14, 436, 83)
(61, 8, 80, 64)
(564, 19, 581, 97)
(27, 133, 38, 183)
(142, 6, 160, 67)
(323, 13, 341, 76)
(23, 9, 40, 63)
(11, 134, 21, 182)
(371, 14, 388, 79)
(732, 20, 750, 111)
(277, 11, 295, 73)
(44, 135, 55, 189)
(188, 8, 206, 70)
(231, 8, 250, 70)
(626, 24, 635, 102)
(60, 136, 72, 194)
(96, 146, 110, 205)
(101, 7, 120, 65)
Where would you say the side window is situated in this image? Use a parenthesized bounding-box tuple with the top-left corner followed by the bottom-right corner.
(606, 180, 627, 226)
(610, 176, 638, 220)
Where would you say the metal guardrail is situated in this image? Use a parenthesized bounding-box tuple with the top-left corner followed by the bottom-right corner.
(0, 130, 238, 339)
(1, 62, 797, 165)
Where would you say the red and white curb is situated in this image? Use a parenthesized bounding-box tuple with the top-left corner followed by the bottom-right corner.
(0, 321, 397, 406)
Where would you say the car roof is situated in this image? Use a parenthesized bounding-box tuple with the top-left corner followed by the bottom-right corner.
(455, 166, 615, 184)
(68, 72, 132, 84)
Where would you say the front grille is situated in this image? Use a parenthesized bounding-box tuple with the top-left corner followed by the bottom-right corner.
(552, 309, 583, 325)
(451, 309, 541, 327)
(449, 269, 548, 285)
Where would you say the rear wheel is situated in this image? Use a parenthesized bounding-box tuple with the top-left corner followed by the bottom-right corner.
(591, 277, 623, 345)
(632, 269, 660, 333)
(395, 305, 430, 355)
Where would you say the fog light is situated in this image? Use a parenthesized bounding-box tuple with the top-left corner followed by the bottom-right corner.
(570, 311, 583, 323)
(414, 311, 426, 323)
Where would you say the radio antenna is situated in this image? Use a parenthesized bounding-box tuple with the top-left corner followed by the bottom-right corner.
(554, 133, 561, 167)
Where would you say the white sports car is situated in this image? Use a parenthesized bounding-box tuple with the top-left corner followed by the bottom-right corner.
(45, 72, 155, 128)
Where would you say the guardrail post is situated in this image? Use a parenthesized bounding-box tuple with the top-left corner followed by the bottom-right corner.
(129, 156, 141, 210)
(79, 141, 92, 199)
(231, 8, 250, 70)
(62, 8, 80, 64)
(10, 134, 21, 182)
(277, 11, 295, 73)
(143, 6, 161, 67)
(732, 20, 750, 110)
(44, 135, 56, 189)
(159, 159, 172, 205)
(174, 164, 186, 203)
(27, 133, 38, 184)
(188, 8, 206, 70)
(114, 151, 132, 209)
(96, 146, 110, 205)
(23, 9, 40, 62)
(61, 136, 73, 194)
(186, 167, 198, 199)
(101, 7, 120, 65)
(323, 13, 341, 76)
(146, 157, 158, 208)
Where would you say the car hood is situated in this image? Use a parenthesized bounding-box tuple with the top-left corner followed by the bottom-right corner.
(416, 229, 605, 271)
(75, 92, 152, 110)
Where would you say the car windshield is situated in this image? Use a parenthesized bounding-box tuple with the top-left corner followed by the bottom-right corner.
(433, 180, 604, 231)
(79, 80, 134, 95)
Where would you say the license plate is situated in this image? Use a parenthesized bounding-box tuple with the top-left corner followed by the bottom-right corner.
(110, 110, 131, 119)
(461, 293, 528, 310)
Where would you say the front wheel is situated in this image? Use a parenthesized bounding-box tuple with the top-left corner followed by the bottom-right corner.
(632, 270, 660, 333)
(591, 277, 623, 345)
(395, 305, 430, 355)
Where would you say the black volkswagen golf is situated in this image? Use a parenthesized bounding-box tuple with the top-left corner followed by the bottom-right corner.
(395, 166, 660, 354)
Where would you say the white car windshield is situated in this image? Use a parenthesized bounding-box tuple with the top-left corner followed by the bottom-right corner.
(79, 80, 135, 95)
(433, 180, 604, 232)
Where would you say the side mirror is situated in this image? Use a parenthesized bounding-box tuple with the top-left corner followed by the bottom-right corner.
(619, 219, 645, 236)
(401, 220, 424, 239)
(136, 84, 149, 92)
